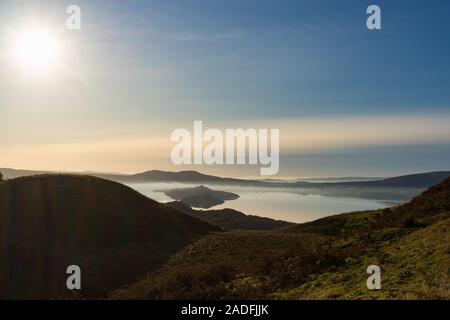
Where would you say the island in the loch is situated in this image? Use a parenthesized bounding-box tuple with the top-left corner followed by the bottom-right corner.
(156, 185, 240, 209)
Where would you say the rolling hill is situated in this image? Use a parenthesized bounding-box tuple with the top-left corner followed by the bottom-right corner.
(122, 170, 245, 184)
(0, 175, 219, 299)
(1, 172, 448, 299)
(111, 178, 450, 300)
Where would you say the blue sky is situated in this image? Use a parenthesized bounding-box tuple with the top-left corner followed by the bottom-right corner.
(1, 0, 450, 177)
(78, 0, 450, 119)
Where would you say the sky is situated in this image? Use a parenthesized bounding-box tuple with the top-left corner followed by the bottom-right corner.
(1, 0, 450, 178)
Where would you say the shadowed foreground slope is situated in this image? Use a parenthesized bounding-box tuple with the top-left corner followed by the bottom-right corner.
(0, 175, 219, 299)
(112, 178, 450, 300)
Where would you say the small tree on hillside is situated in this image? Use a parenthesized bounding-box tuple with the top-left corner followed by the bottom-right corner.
(0, 172, 3, 182)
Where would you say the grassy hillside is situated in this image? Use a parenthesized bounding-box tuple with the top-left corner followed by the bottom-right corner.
(111, 178, 450, 300)
(0, 175, 219, 299)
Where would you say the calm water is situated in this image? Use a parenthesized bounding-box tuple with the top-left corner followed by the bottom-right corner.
(125, 182, 395, 223)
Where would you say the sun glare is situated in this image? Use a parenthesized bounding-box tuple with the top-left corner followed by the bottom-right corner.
(11, 27, 61, 73)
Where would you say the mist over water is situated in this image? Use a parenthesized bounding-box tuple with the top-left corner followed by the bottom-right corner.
(126, 182, 396, 223)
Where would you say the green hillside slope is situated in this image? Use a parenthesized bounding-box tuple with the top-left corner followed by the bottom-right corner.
(112, 178, 450, 299)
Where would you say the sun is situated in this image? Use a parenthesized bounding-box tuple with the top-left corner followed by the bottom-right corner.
(11, 27, 61, 73)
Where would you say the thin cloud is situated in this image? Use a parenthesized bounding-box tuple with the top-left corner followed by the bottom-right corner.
(174, 31, 245, 42)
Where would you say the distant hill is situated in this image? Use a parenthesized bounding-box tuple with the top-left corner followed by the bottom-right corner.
(167, 201, 293, 231)
(113, 178, 450, 300)
(0, 175, 219, 299)
(323, 171, 450, 188)
(296, 177, 384, 183)
(118, 170, 252, 185)
(286, 171, 450, 201)
(127, 170, 224, 182)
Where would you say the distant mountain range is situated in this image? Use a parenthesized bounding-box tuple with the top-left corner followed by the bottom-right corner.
(2, 167, 450, 188)
(2, 168, 450, 201)
(0, 168, 252, 185)
(260, 176, 385, 183)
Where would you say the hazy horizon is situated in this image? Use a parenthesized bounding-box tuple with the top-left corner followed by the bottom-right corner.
(2, 165, 449, 181)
